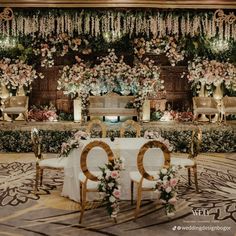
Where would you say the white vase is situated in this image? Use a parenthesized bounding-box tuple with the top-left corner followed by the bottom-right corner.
(74, 98, 82, 123)
(17, 86, 25, 96)
(197, 81, 209, 122)
(15, 86, 26, 121)
(212, 82, 223, 123)
(0, 84, 12, 121)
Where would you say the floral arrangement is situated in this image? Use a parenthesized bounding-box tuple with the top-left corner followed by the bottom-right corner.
(60, 130, 89, 157)
(0, 58, 44, 92)
(134, 36, 185, 66)
(32, 34, 92, 68)
(186, 57, 236, 95)
(155, 165, 180, 215)
(98, 157, 124, 218)
(144, 130, 173, 151)
(28, 104, 58, 122)
(57, 49, 164, 111)
(57, 57, 88, 97)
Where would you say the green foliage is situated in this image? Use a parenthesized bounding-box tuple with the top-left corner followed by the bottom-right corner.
(0, 127, 235, 153)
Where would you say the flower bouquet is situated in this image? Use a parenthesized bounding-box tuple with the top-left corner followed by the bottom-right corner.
(155, 165, 179, 216)
(98, 157, 124, 219)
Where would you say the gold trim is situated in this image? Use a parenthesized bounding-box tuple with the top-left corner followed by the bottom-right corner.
(0, 7, 13, 21)
(214, 9, 236, 24)
(1, 1, 236, 9)
(137, 140, 170, 181)
(120, 120, 141, 138)
(86, 119, 107, 138)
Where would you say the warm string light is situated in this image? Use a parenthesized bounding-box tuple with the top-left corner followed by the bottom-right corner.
(0, 37, 16, 49)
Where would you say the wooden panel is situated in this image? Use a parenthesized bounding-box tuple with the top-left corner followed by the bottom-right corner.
(1, 0, 236, 8)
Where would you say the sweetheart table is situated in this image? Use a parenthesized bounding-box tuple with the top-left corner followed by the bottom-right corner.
(61, 138, 165, 202)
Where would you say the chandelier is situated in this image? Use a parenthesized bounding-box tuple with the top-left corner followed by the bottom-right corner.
(0, 7, 13, 21)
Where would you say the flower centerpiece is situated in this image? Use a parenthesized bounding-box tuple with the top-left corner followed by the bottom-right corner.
(57, 56, 88, 98)
(0, 58, 44, 94)
(155, 165, 180, 216)
(57, 49, 164, 112)
(28, 103, 58, 122)
(97, 157, 124, 219)
(186, 57, 236, 95)
(60, 130, 89, 157)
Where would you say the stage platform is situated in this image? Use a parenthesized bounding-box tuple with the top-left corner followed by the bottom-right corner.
(0, 120, 235, 131)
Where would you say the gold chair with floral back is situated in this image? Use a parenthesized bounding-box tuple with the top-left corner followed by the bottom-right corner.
(86, 119, 107, 138)
(171, 128, 202, 193)
(120, 120, 141, 138)
(2, 96, 29, 122)
(31, 128, 67, 192)
(129, 140, 170, 219)
(79, 140, 115, 223)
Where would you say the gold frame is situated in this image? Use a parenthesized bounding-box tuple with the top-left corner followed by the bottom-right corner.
(86, 119, 107, 138)
(131, 140, 170, 219)
(0, 8, 13, 21)
(120, 120, 141, 138)
(79, 140, 115, 224)
(1, 1, 236, 9)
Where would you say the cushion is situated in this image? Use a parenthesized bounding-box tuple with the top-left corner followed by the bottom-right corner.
(78, 171, 101, 190)
(130, 171, 157, 188)
(39, 157, 68, 168)
(3, 107, 26, 114)
(195, 107, 219, 113)
(171, 157, 194, 167)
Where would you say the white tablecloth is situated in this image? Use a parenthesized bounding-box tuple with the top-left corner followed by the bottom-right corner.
(61, 138, 165, 202)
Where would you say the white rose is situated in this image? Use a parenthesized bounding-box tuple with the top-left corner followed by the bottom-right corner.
(165, 186, 172, 193)
(109, 195, 116, 203)
(161, 168, 167, 175)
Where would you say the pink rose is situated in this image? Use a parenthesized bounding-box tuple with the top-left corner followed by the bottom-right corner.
(111, 170, 119, 179)
(168, 197, 177, 205)
(170, 178, 178, 187)
(113, 189, 121, 199)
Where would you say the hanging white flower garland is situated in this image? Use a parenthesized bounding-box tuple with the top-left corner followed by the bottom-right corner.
(0, 10, 235, 41)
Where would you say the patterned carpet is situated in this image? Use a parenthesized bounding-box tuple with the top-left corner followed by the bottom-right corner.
(0, 153, 235, 236)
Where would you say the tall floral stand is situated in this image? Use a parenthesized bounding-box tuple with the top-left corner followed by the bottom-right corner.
(0, 84, 12, 121)
(198, 82, 209, 122)
(212, 82, 223, 123)
(73, 97, 82, 123)
(15, 86, 27, 121)
(142, 100, 150, 122)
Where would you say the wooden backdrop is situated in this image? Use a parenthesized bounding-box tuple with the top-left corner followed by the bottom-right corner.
(29, 53, 191, 113)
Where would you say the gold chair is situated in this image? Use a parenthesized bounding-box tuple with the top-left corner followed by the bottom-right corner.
(86, 119, 107, 138)
(171, 128, 202, 193)
(79, 140, 115, 223)
(31, 128, 67, 192)
(221, 96, 236, 123)
(193, 97, 220, 122)
(120, 120, 141, 138)
(129, 140, 171, 219)
(2, 96, 29, 122)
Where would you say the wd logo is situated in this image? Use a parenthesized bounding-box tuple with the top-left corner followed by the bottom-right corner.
(192, 208, 210, 216)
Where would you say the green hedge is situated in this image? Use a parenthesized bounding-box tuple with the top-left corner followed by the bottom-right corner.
(0, 127, 235, 153)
